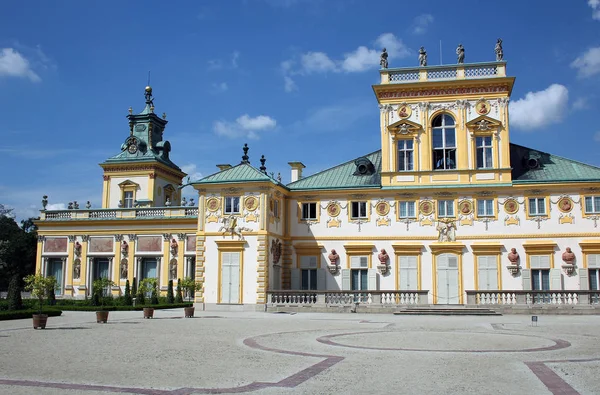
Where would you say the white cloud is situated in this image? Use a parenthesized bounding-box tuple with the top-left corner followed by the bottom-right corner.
(207, 51, 240, 71)
(589, 0, 600, 20)
(594, 131, 600, 142)
(281, 33, 410, 90)
(301, 51, 337, 73)
(571, 47, 600, 78)
(181, 163, 203, 181)
(231, 51, 240, 68)
(572, 97, 589, 111)
(211, 82, 228, 93)
(509, 84, 569, 131)
(214, 114, 277, 140)
(0, 48, 41, 82)
(46, 203, 66, 210)
(411, 14, 434, 34)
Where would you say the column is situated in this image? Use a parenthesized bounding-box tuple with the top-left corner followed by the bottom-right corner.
(177, 233, 186, 282)
(66, 235, 75, 295)
(127, 235, 137, 285)
(36, 236, 44, 274)
(161, 233, 171, 292)
(80, 235, 90, 295)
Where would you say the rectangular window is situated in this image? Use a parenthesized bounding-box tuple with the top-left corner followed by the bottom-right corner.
(124, 191, 134, 208)
(351, 201, 367, 219)
(589, 269, 599, 291)
(438, 200, 455, 218)
(350, 256, 369, 269)
(398, 201, 416, 218)
(398, 256, 418, 290)
(584, 196, 600, 214)
(301, 202, 317, 220)
(397, 140, 414, 171)
(224, 197, 240, 214)
(528, 198, 546, 216)
(351, 269, 368, 291)
(477, 199, 494, 217)
(477, 256, 498, 290)
(476, 136, 493, 169)
(273, 199, 279, 218)
(432, 131, 456, 170)
(532, 269, 550, 290)
(301, 269, 317, 290)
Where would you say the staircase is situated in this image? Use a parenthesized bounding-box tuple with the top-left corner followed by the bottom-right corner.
(393, 305, 501, 316)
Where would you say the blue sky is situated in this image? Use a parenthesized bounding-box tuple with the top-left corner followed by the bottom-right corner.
(1, 0, 600, 220)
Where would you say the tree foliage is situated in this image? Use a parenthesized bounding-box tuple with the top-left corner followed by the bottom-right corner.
(0, 214, 38, 291)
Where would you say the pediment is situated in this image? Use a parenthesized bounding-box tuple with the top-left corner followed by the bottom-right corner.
(118, 179, 140, 188)
(387, 119, 422, 136)
(465, 115, 502, 133)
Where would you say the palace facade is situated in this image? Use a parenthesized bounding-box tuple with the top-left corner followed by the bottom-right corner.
(35, 59, 600, 310)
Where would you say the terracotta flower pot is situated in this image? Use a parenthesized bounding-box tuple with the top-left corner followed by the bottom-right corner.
(184, 306, 195, 318)
(143, 307, 154, 319)
(96, 311, 109, 323)
(32, 314, 48, 329)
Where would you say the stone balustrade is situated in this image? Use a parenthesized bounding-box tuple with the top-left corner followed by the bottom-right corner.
(381, 62, 506, 85)
(466, 290, 600, 306)
(40, 206, 198, 221)
(267, 290, 429, 307)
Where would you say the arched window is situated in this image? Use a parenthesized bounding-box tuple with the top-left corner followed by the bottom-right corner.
(432, 114, 456, 170)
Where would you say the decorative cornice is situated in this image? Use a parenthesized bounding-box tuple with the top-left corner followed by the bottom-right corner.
(378, 84, 511, 100)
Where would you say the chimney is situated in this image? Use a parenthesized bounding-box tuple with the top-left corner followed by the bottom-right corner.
(216, 164, 232, 172)
(288, 162, 306, 182)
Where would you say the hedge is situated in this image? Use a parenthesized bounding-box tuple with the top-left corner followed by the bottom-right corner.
(0, 309, 63, 321)
(56, 303, 193, 312)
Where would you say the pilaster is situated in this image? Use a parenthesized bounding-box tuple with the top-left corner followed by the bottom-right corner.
(162, 233, 171, 291)
(281, 239, 293, 289)
(457, 102, 468, 169)
(66, 236, 75, 294)
(195, 235, 206, 302)
(36, 236, 44, 273)
(79, 235, 90, 295)
(113, 235, 123, 289)
(127, 235, 137, 284)
(256, 235, 268, 303)
(177, 233, 185, 281)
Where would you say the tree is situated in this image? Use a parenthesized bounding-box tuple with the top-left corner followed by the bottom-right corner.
(7, 275, 23, 310)
(175, 279, 183, 303)
(166, 280, 174, 304)
(0, 215, 38, 291)
(123, 279, 132, 306)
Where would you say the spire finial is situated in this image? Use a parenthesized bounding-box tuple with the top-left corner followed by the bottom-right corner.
(241, 143, 250, 164)
(259, 155, 267, 173)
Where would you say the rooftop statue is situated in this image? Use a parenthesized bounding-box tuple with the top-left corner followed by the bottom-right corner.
(380, 48, 388, 69)
(495, 38, 504, 61)
(456, 44, 465, 64)
(419, 47, 427, 66)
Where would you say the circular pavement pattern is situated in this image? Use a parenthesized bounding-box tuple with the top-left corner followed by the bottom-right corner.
(317, 330, 571, 353)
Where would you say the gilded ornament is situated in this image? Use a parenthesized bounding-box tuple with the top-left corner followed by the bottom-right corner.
(244, 196, 259, 212)
(375, 201, 390, 216)
(327, 218, 341, 228)
(419, 200, 434, 216)
(504, 198, 519, 214)
(557, 197, 573, 213)
(475, 99, 490, 115)
(397, 104, 412, 119)
(458, 200, 473, 216)
(206, 197, 220, 212)
(326, 202, 341, 217)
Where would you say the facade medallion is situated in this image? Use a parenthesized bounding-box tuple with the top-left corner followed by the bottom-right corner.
(326, 202, 341, 217)
(557, 197, 573, 213)
(459, 200, 473, 216)
(475, 99, 490, 115)
(244, 196, 259, 211)
(397, 104, 412, 119)
(375, 201, 390, 216)
(504, 199, 519, 214)
(206, 197, 220, 212)
(419, 200, 434, 216)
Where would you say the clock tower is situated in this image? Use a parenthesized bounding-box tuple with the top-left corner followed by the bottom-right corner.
(99, 86, 186, 209)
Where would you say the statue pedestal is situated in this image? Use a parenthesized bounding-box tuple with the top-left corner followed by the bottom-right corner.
(561, 264, 575, 276)
(327, 265, 340, 275)
(377, 264, 389, 275)
(507, 264, 520, 276)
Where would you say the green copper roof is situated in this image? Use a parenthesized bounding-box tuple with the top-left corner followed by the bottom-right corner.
(193, 163, 279, 185)
(511, 144, 600, 183)
(287, 150, 381, 190)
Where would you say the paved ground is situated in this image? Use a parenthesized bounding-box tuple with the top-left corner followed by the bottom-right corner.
(1, 309, 599, 395)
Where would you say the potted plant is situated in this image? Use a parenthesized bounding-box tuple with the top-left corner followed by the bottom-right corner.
(139, 278, 158, 318)
(92, 277, 115, 323)
(23, 272, 57, 329)
(181, 277, 202, 318)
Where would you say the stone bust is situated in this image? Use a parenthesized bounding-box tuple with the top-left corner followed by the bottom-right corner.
(562, 247, 575, 265)
(328, 249, 339, 265)
(378, 249, 389, 265)
(507, 248, 519, 264)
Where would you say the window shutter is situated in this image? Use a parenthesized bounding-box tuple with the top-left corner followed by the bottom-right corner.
(588, 254, 600, 268)
(317, 269, 326, 290)
(408, 202, 415, 217)
(590, 270, 598, 291)
(521, 269, 532, 291)
(367, 269, 377, 290)
(400, 202, 407, 218)
(477, 201, 485, 217)
(359, 256, 368, 268)
(290, 268, 300, 290)
(478, 258, 488, 290)
(529, 199, 536, 214)
(579, 269, 589, 291)
(350, 256, 360, 268)
(585, 197, 592, 213)
(341, 269, 351, 290)
(550, 269, 562, 290)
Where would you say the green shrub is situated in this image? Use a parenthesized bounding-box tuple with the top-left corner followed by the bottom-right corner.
(181, 277, 202, 302)
(131, 277, 137, 298)
(55, 303, 191, 312)
(166, 280, 174, 304)
(175, 279, 183, 303)
(123, 280, 132, 306)
(24, 272, 57, 315)
(0, 309, 62, 321)
(151, 287, 159, 305)
(7, 275, 23, 310)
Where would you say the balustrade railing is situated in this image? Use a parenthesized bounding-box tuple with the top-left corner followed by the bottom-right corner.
(135, 208, 165, 217)
(381, 62, 506, 85)
(45, 211, 72, 220)
(41, 206, 199, 221)
(267, 290, 429, 306)
(89, 210, 117, 219)
(467, 290, 600, 306)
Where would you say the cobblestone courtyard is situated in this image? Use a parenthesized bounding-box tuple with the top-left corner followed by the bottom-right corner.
(1, 309, 599, 394)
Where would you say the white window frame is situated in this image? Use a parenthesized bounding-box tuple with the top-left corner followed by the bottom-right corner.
(123, 191, 134, 208)
(432, 114, 457, 170)
(397, 139, 414, 171)
(351, 201, 367, 219)
(398, 201, 416, 218)
(301, 202, 317, 220)
(475, 136, 493, 169)
(528, 197, 546, 216)
(477, 199, 494, 217)
(224, 196, 240, 214)
(584, 196, 600, 214)
(438, 200, 455, 218)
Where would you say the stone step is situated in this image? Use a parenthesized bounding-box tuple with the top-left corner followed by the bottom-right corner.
(393, 308, 501, 316)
